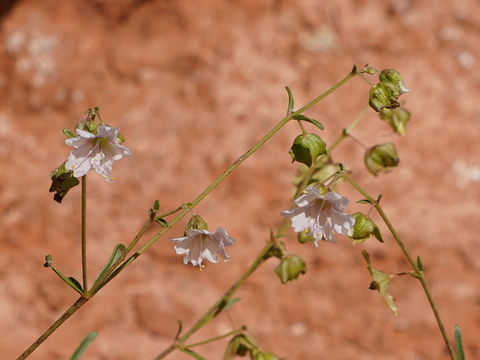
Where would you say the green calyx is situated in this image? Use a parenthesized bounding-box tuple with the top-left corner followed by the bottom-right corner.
(275, 254, 307, 284)
(184, 215, 208, 235)
(380, 107, 411, 136)
(289, 133, 326, 167)
(364, 142, 399, 176)
(350, 212, 383, 244)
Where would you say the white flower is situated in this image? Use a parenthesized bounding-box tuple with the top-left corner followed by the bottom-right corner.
(65, 125, 131, 182)
(281, 185, 354, 245)
(172, 228, 236, 267)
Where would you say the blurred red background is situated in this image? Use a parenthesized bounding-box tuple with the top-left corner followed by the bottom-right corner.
(1, 0, 479, 359)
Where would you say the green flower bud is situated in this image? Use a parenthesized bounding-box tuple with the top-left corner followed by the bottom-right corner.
(184, 215, 208, 235)
(289, 133, 326, 167)
(275, 254, 307, 284)
(379, 70, 410, 95)
(350, 212, 383, 244)
(380, 107, 411, 136)
(369, 69, 409, 112)
(298, 230, 315, 244)
(369, 83, 395, 112)
(364, 142, 399, 176)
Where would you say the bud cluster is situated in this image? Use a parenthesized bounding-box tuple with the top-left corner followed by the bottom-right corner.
(369, 69, 410, 112)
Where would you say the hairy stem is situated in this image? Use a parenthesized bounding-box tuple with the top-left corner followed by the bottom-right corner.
(343, 174, 455, 359)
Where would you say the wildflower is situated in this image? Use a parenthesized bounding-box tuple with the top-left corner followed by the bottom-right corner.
(65, 125, 131, 181)
(172, 227, 236, 267)
(281, 185, 354, 244)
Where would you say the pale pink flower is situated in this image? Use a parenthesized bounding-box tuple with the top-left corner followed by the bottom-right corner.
(281, 185, 354, 245)
(172, 228, 235, 267)
(65, 125, 131, 182)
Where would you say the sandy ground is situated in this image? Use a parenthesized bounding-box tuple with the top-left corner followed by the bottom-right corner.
(1, 0, 480, 359)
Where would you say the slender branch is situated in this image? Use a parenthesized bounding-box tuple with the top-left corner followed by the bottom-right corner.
(16, 297, 89, 360)
(81, 176, 87, 292)
(186, 326, 247, 348)
(17, 67, 359, 360)
(343, 173, 455, 359)
(327, 105, 368, 155)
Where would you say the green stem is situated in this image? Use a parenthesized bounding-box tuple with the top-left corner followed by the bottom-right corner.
(17, 67, 359, 360)
(157, 204, 190, 219)
(81, 176, 87, 292)
(186, 326, 247, 348)
(16, 297, 89, 360)
(153, 240, 276, 360)
(343, 173, 455, 359)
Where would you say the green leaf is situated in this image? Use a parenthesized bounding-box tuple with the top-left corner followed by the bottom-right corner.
(223, 298, 241, 311)
(175, 320, 183, 340)
(291, 114, 325, 130)
(351, 64, 358, 74)
(68, 277, 83, 292)
(180, 348, 207, 360)
(372, 227, 384, 243)
(362, 250, 397, 315)
(153, 200, 160, 210)
(416, 256, 423, 272)
(454, 325, 466, 360)
(50, 267, 83, 295)
(69, 331, 98, 360)
(285, 86, 294, 114)
(155, 217, 169, 227)
(357, 199, 373, 204)
(92, 244, 126, 288)
(63, 128, 76, 138)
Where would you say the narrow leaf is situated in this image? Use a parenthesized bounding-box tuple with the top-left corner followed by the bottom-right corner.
(372, 227, 384, 243)
(175, 320, 183, 340)
(223, 298, 241, 311)
(291, 114, 325, 130)
(357, 199, 373, 204)
(153, 200, 160, 210)
(50, 267, 83, 295)
(155, 217, 169, 227)
(454, 325, 466, 360)
(63, 128, 76, 138)
(69, 331, 98, 360)
(68, 277, 83, 292)
(285, 86, 294, 114)
(416, 256, 423, 272)
(180, 348, 207, 360)
(92, 244, 126, 287)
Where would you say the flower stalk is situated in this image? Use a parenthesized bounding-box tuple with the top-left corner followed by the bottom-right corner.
(81, 175, 87, 292)
(342, 173, 455, 360)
